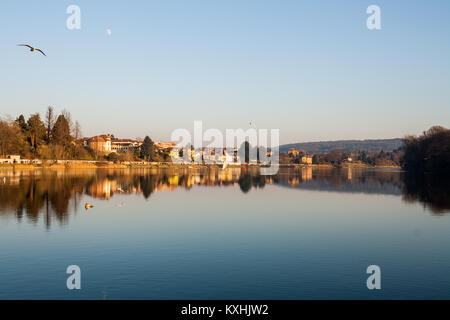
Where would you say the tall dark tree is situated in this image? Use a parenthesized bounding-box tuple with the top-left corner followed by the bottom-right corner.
(27, 113, 46, 152)
(52, 114, 71, 147)
(239, 141, 251, 163)
(16, 115, 28, 132)
(141, 136, 155, 161)
(61, 109, 74, 136)
(13, 115, 30, 155)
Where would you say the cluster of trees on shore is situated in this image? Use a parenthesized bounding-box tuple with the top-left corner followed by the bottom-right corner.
(311, 149, 401, 166)
(0, 108, 166, 162)
(401, 126, 450, 175)
(0, 107, 91, 159)
(283, 148, 402, 167)
(1, 110, 448, 173)
(282, 125, 450, 172)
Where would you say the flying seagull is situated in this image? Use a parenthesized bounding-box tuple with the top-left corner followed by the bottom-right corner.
(17, 44, 46, 56)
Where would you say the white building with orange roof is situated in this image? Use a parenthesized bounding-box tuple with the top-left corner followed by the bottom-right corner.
(87, 135, 112, 153)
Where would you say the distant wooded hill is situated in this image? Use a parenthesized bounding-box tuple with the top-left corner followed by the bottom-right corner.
(280, 138, 402, 153)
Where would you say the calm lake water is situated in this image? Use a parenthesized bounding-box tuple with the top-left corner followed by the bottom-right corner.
(0, 167, 449, 299)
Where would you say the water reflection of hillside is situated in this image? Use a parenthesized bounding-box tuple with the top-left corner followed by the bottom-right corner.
(276, 167, 404, 195)
(0, 167, 449, 227)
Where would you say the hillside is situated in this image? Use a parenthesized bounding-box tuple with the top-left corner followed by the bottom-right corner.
(280, 138, 402, 153)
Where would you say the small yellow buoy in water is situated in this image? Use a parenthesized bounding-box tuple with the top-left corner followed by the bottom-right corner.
(85, 203, 94, 210)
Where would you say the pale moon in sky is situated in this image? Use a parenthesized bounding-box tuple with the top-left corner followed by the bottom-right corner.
(106, 29, 112, 36)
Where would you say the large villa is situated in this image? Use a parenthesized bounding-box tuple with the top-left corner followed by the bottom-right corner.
(84, 135, 142, 154)
(84, 135, 175, 154)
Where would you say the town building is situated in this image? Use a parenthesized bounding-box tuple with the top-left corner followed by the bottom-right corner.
(155, 141, 176, 152)
(288, 148, 300, 158)
(301, 155, 313, 165)
(87, 135, 112, 153)
(111, 139, 142, 153)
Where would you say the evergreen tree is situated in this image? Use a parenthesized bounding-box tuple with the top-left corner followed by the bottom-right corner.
(141, 136, 155, 161)
(16, 115, 28, 132)
(27, 113, 46, 153)
(52, 115, 71, 147)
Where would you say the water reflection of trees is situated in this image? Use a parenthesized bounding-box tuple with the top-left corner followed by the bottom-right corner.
(402, 172, 450, 214)
(0, 167, 449, 227)
(0, 171, 92, 228)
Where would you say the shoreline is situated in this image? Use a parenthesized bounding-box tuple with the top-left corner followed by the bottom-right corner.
(0, 162, 401, 170)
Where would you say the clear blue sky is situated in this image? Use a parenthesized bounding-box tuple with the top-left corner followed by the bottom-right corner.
(1, 0, 449, 144)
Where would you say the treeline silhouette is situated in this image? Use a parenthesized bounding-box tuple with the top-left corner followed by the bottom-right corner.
(402, 126, 450, 175)
(399, 126, 450, 214)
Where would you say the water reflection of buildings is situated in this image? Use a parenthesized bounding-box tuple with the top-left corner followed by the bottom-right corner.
(288, 168, 313, 186)
(87, 179, 115, 199)
(86, 179, 147, 200)
(81, 168, 244, 200)
(0, 167, 449, 229)
(57, 167, 407, 201)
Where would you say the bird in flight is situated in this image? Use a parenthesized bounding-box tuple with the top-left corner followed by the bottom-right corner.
(17, 44, 46, 56)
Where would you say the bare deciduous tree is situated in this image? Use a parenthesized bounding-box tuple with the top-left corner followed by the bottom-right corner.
(74, 121, 82, 140)
(45, 106, 55, 143)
